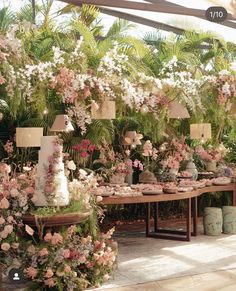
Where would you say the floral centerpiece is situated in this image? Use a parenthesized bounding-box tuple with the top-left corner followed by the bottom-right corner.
(139, 140, 158, 183)
(73, 139, 97, 169)
(159, 137, 190, 174)
(195, 144, 229, 172)
(95, 140, 129, 184)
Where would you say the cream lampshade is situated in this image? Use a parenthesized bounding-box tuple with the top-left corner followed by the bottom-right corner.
(169, 101, 190, 119)
(190, 123, 212, 141)
(16, 127, 43, 147)
(50, 115, 74, 132)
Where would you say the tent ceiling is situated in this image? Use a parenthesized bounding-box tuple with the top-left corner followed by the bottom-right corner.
(62, 0, 236, 43)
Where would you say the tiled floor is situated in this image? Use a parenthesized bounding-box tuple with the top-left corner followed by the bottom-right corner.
(95, 220, 236, 291)
(102, 269, 236, 290)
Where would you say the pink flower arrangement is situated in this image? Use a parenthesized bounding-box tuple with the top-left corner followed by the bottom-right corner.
(195, 145, 223, 162)
(43, 137, 62, 204)
(73, 139, 96, 158)
(160, 137, 190, 170)
(24, 226, 117, 290)
(216, 71, 236, 106)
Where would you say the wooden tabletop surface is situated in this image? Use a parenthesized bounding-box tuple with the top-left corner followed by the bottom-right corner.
(101, 184, 236, 205)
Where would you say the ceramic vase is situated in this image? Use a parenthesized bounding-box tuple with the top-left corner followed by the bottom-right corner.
(186, 159, 198, 180)
(109, 173, 125, 184)
(206, 161, 217, 172)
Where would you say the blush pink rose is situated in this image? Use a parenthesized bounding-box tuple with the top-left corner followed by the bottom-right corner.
(80, 151, 88, 158)
(25, 187, 35, 195)
(44, 232, 52, 242)
(78, 254, 86, 264)
(0, 216, 5, 225)
(64, 265, 71, 273)
(26, 267, 38, 279)
(45, 268, 54, 278)
(1, 242, 10, 251)
(63, 249, 70, 258)
(4, 224, 13, 234)
(51, 233, 63, 245)
(0, 197, 10, 209)
(39, 247, 48, 257)
(0, 231, 8, 239)
(44, 278, 56, 287)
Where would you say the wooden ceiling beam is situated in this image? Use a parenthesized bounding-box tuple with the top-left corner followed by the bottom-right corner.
(62, 0, 236, 20)
(99, 7, 185, 35)
(147, 0, 236, 30)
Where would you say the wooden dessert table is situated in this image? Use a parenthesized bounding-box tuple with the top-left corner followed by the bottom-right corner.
(101, 184, 236, 241)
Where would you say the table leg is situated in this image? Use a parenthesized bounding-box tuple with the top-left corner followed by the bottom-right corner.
(154, 202, 158, 232)
(192, 197, 198, 236)
(186, 198, 191, 241)
(233, 190, 236, 206)
(146, 202, 151, 237)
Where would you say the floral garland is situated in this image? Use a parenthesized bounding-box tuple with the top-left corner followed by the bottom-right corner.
(43, 137, 63, 205)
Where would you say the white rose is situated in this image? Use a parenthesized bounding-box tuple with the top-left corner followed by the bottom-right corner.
(10, 189, 19, 197)
(67, 160, 76, 171)
(1, 242, 10, 251)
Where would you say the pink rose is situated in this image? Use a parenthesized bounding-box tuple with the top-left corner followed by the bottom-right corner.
(44, 232, 52, 242)
(25, 187, 35, 195)
(64, 265, 71, 273)
(45, 268, 54, 278)
(0, 231, 8, 239)
(86, 262, 94, 268)
(12, 243, 19, 249)
(88, 145, 96, 152)
(63, 249, 70, 258)
(73, 144, 81, 151)
(4, 225, 13, 234)
(0, 197, 9, 209)
(0, 216, 5, 225)
(39, 247, 48, 257)
(1, 242, 10, 251)
(51, 233, 63, 245)
(78, 254, 86, 264)
(80, 151, 88, 158)
(44, 278, 56, 287)
(26, 267, 38, 279)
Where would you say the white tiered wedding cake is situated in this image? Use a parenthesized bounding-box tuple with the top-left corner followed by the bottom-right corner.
(32, 135, 69, 206)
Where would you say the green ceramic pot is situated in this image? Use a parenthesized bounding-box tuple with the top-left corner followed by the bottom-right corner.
(223, 206, 236, 234)
(203, 207, 222, 236)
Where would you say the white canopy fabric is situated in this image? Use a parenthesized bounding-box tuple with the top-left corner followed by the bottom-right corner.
(93, 0, 236, 43)
(1, 0, 236, 43)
